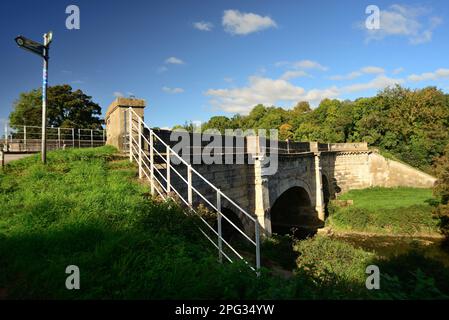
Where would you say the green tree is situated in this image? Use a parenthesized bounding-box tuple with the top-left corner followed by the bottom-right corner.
(433, 144, 449, 243)
(279, 123, 294, 140)
(9, 84, 103, 129)
(202, 116, 232, 134)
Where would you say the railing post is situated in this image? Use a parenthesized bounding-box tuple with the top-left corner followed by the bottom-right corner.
(149, 131, 155, 195)
(255, 220, 261, 274)
(138, 118, 143, 179)
(129, 108, 133, 163)
(72, 128, 75, 148)
(24, 126, 27, 151)
(187, 165, 193, 206)
(102, 129, 105, 144)
(78, 129, 81, 148)
(58, 127, 61, 149)
(166, 145, 171, 193)
(217, 190, 223, 263)
(90, 129, 93, 148)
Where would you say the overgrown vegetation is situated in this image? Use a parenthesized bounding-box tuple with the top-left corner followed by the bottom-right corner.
(1, 147, 448, 299)
(433, 144, 449, 243)
(294, 236, 449, 299)
(326, 187, 439, 235)
(181, 85, 449, 172)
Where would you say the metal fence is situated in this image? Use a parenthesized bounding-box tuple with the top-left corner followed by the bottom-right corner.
(1, 124, 106, 152)
(127, 108, 261, 272)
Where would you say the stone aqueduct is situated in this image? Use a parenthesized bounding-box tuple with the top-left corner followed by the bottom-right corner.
(106, 98, 436, 237)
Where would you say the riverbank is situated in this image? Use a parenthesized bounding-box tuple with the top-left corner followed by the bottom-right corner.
(318, 227, 449, 268)
(326, 187, 440, 235)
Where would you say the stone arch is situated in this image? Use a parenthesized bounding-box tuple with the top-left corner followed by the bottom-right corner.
(269, 184, 317, 237)
(270, 178, 313, 208)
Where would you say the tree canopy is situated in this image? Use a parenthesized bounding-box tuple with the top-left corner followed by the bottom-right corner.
(176, 85, 449, 172)
(9, 84, 103, 129)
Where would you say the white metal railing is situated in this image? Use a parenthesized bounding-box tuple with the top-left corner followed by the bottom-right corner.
(1, 124, 106, 151)
(127, 108, 261, 272)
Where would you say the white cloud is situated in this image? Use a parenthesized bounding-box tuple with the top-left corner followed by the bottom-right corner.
(193, 21, 213, 31)
(206, 76, 305, 113)
(280, 70, 309, 80)
(113, 92, 124, 97)
(206, 73, 403, 114)
(363, 4, 442, 44)
(165, 57, 184, 65)
(408, 68, 449, 82)
(342, 75, 403, 93)
(328, 66, 385, 81)
(276, 60, 328, 71)
(360, 66, 385, 74)
(293, 60, 328, 71)
(224, 77, 234, 83)
(328, 71, 362, 81)
(302, 87, 340, 104)
(392, 67, 405, 75)
(162, 86, 185, 94)
(274, 61, 289, 67)
(222, 9, 277, 35)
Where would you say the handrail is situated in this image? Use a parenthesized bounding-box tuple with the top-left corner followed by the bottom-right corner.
(141, 118, 256, 223)
(127, 108, 261, 272)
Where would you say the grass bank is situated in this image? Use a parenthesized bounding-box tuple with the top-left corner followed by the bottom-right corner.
(1, 147, 448, 299)
(326, 187, 439, 235)
(0, 147, 266, 299)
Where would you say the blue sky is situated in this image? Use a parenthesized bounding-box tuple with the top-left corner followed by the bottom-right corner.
(1, 0, 449, 129)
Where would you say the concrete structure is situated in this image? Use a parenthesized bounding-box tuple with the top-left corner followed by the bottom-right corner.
(107, 100, 437, 238)
(105, 97, 145, 150)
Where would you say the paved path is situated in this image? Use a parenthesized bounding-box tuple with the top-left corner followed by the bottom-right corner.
(3, 153, 35, 165)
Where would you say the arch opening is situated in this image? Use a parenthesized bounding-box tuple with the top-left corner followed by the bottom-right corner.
(270, 186, 318, 238)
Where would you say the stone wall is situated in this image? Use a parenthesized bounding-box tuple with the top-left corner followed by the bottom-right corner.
(105, 98, 145, 150)
(321, 151, 436, 195)
(369, 152, 436, 188)
(322, 151, 372, 194)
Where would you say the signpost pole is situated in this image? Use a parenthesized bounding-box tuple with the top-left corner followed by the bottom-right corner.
(41, 37, 49, 163)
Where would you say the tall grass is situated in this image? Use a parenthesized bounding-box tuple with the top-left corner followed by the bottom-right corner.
(0, 147, 262, 299)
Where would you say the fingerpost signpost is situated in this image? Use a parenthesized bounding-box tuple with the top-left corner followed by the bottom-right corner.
(14, 31, 53, 164)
